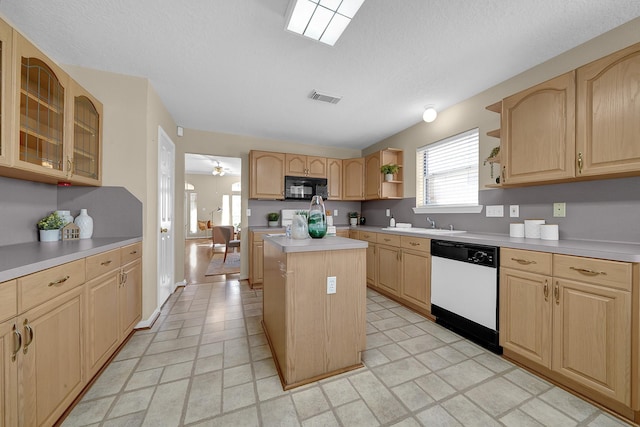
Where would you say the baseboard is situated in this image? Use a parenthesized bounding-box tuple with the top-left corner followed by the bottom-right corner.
(135, 308, 160, 329)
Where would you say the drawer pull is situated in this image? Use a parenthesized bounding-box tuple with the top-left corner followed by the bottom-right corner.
(23, 319, 34, 355)
(48, 275, 70, 287)
(129, 250, 138, 254)
(511, 257, 536, 265)
(543, 280, 549, 302)
(12, 325, 22, 362)
(554, 281, 560, 305)
(410, 242, 420, 246)
(384, 238, 391, 242)
(569, 267, 606, 276)
(101, 260, 113, 266)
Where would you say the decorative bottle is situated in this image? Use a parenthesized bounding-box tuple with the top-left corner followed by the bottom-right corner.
(74, 209, 94, 239)
(307, 196, 327, 238)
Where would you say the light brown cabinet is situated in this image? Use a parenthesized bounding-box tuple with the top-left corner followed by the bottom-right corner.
(399, 236, 431, 312)
(501, 71, 576, 185)
(326, 158, 342, 200)
(365, 149, 404, 200)
(376, 234, 401, 296)
(0, 19, 13, 169)
(0, 280, 18, 427)
(249, 230, 269, 288)
(249, 150, 285, 199)
(364, 152, 381, 200)
(576, 41, 640, 178)
(342, 158, 364, 200)
(285, 154, 327, 178)
(1, 31, 103, 186)
(119, 254, 142, 338)
(500, 248, 634, 410)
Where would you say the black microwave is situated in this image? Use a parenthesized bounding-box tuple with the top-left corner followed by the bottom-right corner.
(284, 176, 328, 200)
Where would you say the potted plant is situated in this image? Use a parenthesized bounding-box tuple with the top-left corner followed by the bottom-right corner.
(267, 212, 280, 227)
(380, 164, 400, 181)
(348, 211, 359, 226)
(37, 211, 65, 242)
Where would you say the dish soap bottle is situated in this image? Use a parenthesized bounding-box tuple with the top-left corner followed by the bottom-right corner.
(389, 215, 396, 227)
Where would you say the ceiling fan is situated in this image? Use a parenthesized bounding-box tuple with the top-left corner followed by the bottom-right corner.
(212, 161, 226, 176)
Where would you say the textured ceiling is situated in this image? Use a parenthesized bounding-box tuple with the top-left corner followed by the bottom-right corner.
(2, 1, 640, 149)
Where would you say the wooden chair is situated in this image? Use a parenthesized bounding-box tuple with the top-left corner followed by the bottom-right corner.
(217, 226, 240, 262)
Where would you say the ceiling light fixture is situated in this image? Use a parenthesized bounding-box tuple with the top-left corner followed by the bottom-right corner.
(286, 0, 365, 46)
(212, 161, 225, 176)
(423, 106, 438, 123)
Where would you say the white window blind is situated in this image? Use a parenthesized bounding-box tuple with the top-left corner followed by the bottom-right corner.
(416, 128, 479, 208)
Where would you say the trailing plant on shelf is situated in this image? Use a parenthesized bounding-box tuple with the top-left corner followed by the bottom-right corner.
(37, 211, 65, 230)
(483, 146, 501, 179)
(380, 164, 400, 175)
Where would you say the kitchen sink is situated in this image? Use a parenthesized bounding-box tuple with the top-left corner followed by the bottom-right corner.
(381, 227, 467, 235)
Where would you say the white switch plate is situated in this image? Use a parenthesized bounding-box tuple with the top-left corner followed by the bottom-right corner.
(486, 205, 504, 217)
(553, 202, 566, 217)
(333, 209, 338, 217)
(327, 276, 337, 294)
(246, 209, 251, 217)
(386, 209, 391, 217)
(509, 205, 519, 217)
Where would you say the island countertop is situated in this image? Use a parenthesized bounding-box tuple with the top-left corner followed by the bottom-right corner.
(263, 235, 368, 253)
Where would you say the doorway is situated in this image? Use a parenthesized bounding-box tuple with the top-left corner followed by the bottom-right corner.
(184, 153, 242, 283)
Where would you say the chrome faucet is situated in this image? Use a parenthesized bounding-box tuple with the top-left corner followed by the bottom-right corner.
(426, 217, 436, 229)
(448, 224, 454, 231)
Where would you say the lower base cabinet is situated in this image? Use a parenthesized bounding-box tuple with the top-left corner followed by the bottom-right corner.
(0, 241, 142, 427)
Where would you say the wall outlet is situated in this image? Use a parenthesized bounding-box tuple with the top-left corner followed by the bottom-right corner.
(327, 276, 337, 294)
(246, 209, 251, 217)
(386, 209, 391, 217)
(486, 205, 504, 217)
(553, 202, 566, 217)
(509, 205, 519, 217)
(333, 209, 338, 217)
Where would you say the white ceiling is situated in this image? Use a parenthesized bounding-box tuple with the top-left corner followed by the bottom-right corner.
(2, 1, 640, 150)
(184, 154, 241, 176)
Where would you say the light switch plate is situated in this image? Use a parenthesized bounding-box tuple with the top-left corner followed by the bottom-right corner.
(327, 276, 337, 294)
(509, 205, 519, 217)
(486, 205, 504, 217)
(246, 209, 251, 217)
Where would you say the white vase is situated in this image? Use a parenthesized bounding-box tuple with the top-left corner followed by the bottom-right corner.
(350, 218, 358, 226)
(75, 209, 94, 239)
(39, 229, 59, 242)
(56, 210, 74, 239)
(291, 214, 308, 239)
(385, 173, 394, 182)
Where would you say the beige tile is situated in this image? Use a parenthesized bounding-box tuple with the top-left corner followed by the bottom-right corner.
(432, 346, 468, 365)
(179, 325, 203, 337)
(222, 382, 256, 412)
(292, 387, 330, 420)
(223, 364, 253, 388)
(349, 370, 407, 423)
(141, 379, 189, 427)
(301, 411, 340, 427)
(198, 341, 224, 359)
(114, 334, 154, 360)
(362, 348, 391, 367)
(391, 381, 434, 411)
(125, 368, 162, 391)
(204, 406, 260, 427)
(415, 405, 462, 427)
(398, 334, 446, 354)
(373, 357, 431, 387)
(441, 395, 502, 427)
(152, 329, 180, 342)
(108, 387, 154, 418)
(437, 360, 494, 390)
(587, 413, 634, 426)
(102, 412, 145, 427)
(415, 373, 456, 401)
(253, 358, 278, 380)
(260, 395, 300, 427)
(144, 335, 200, 355)
(136, 347, 197, 372)
(473, 353, 514, 373)
(539, 387, 599, 421)
(389, 417, 422, 427)
(370, 316, 410, 331)
(184, 371, 223, 424)
(250, 344, 272, 361)
(366, 332, 393, 349)
(194, 353, 223, 374)
(257, 375, 289, 401)
(504, 368, 553, 395)
(415, 350, 453, 371)
(399, 324, 427, 338)
(84, 359, 138, 400)
(450, 340, 485, 357)
(383, 328, 412, 342)
(248, 333, 267, 347)
(321, 378, 360, 407)
(377, 343, 411, 361)
(334, 400, 380, 427)
(519, 398, 578, 427)
(465, 377, 531, 417)
(62, 396, 116, 426)
(499, 409, 545, 427)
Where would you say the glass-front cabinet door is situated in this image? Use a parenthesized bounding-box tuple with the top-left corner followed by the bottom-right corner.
(13, 33, 69, 181)
(69, 79, 102, 185)
(0, 19, 12, 167)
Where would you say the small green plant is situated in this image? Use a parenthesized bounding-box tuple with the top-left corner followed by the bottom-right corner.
(380, 164, 400, 174)
(348, 212, 358, 219)
(294, 210, 308, 218)
(267, 212, 280, 221)
(37, 211, 65, 230)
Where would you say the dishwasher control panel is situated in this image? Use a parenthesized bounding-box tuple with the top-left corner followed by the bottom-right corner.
(431, 240, 498, 268)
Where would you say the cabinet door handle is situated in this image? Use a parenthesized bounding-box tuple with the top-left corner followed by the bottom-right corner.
(23, 319, 34, 355)
(67, 156, 74, 178)
(543, 280, 549, 302)
(569, 266, 606, 276)
(511, 257, 536, 265)
(383, 238, 391, 242)
(577, 152, 583, 174)
(554, 281, 560, 305)
(501, 165, 506, 182)
(129, 250, 138, 255)
(101, 260, 112, 266)
(410, 242, 420, 246)
(48, 275, 70, 287)
(12, 324, 22, 362)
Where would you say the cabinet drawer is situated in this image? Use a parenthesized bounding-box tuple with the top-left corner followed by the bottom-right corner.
(121, 242, 142, 265)
(86, 249, 121, 281)
(18, 259, 85, 312)
(401, 236, 430, 253)
(360, 231, 377, 243)
(501, 248, 552, 275)
(553, 254, 632, 291)
(378, 233, 401, 247)
(252, 232, 269, 243)
(0, 279, 17, 322)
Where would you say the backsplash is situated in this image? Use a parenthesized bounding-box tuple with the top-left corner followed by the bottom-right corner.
(362, 176, 640, 244)
(0, 176, 142, 246)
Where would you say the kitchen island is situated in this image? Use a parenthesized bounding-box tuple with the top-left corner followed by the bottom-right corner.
(262, 235, 367, 389)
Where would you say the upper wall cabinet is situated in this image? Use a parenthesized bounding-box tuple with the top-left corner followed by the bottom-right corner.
(501, 71, 576, 185)
(576, 41, 640, 178)
(342, 157, 364, 200)
(327, 158, 342, 200)
(249, 150, 285, 199)
(365, 148, 404, 200)
(0, 28, 103, 186)
(285, 154, 327, 178)
(0, 20, 12, 168)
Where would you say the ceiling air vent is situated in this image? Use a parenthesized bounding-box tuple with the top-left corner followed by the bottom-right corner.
(309, 90, 342, 104)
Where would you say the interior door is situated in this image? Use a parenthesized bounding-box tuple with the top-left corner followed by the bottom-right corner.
(158, 126, 175, 308)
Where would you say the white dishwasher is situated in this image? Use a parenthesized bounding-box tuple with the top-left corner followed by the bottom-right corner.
(430, 239, 501, 354)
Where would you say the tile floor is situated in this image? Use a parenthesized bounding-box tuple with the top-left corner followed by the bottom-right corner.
(62, 280, 633, 426)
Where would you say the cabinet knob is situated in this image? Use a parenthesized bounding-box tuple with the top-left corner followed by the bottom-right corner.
(160, 228, 168, 233)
